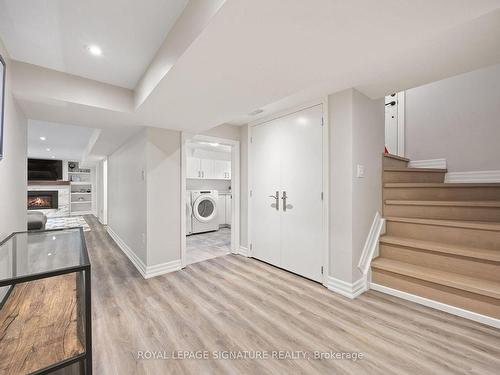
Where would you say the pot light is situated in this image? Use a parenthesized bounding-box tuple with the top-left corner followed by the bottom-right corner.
(46, 148, 51, 151)
(87, 44, 102, 56)
(51, 156, 56, 159)
(40, 136, 46, 141)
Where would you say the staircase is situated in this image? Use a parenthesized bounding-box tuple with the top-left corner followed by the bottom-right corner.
(372, 153, 500, 320)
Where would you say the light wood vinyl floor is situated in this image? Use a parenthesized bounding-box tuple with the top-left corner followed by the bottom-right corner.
(85, 216, 500, 374)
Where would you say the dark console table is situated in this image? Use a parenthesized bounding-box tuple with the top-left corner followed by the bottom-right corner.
(0, 227, 92, 374)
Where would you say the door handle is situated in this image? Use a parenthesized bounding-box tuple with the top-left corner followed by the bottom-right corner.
(281, 191, 287, 211)
(268, 191, 279, 210)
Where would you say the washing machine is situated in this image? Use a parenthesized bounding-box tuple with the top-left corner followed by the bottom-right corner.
(186, 192, 193, 235)
(190, 190, 219, 234)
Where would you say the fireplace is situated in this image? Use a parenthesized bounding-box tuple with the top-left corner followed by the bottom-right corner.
(27, 191, 59, 210)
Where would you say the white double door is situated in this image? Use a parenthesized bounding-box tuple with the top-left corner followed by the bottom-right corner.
(251, 105, 323, 282)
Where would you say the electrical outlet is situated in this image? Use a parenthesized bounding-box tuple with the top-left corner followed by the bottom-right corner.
(356, 164, 365, 178)
(141, 233, 146, 244)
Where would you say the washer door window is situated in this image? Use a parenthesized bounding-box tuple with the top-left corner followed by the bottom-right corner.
(193, 196, 217, 222)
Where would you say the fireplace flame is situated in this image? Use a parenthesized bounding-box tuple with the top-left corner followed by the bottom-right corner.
(28, 196, 51, 208)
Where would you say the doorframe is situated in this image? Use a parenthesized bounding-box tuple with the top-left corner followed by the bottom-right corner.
(247, 98, 330, 286)
(180, 133, 241, 268)
(396, 91, 405, 157)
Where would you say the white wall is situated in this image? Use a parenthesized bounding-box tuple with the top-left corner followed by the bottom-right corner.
(146, 127, 181, 266)
(329, 89, 384, 283)
(239, 124, 249, 249)
(351, 90, 385, 281)
(95, 158, 108, 225)
(107, 126, 182, 272)
(405, 63, 500, 172)
(201, 123, 241, 141)
(329, 90, 354, 282)
(0, 39, 28, 300)
(107, 130, 148, 264)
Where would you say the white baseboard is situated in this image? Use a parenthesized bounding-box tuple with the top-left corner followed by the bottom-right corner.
(445, 170, 500, 183)
(107, 226, 181, 279)
(238, 246, 249, 257)
(326, 276, 367, 299)
(357, 212, 385, 276)
(371, 283, 500, 329)
(145, 259, 182, 279)
(409, 158, 447, 169)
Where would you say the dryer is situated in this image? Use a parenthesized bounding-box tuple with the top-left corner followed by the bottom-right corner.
(190, 190, 219, 234)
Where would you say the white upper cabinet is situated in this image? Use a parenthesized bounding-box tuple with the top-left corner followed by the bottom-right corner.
(214, 160, 231, 180)
(187, 157, 201, 178)
(187, 157, 231, 180)
(200, 159, 215, 179)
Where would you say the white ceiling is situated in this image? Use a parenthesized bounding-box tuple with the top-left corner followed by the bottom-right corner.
(137, 0, 500, 130)
(7, 0, 500, 147)
(28, 120, 95, 160)
(0, 0, 188, 88)
(28, 119, 142, 162)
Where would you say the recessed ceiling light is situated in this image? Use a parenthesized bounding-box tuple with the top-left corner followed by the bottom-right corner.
(40, 136, 46, 141)
(46, 148, 51, 151)
(51, 156, 56, 159)
(87, 44, 102, 56)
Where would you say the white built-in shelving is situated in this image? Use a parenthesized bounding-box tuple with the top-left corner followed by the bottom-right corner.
(67, 162, 95, 216)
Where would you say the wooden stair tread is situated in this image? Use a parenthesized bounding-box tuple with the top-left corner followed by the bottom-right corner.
(385, 200, 500, 207)
(384, 167, 447, 173)
(371, 258, 500, 299)
(385, 216, 500, 231)
(383, 153, 410, 162)
(384, 182, 500, 188)
(380, 235, 500, 262)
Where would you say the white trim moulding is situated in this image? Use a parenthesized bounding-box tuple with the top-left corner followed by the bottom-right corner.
(107, 226, 181, 279)
(326, 276, 367, 299)
(409, 158, 447, 169)
(445, 170, 500, 183)
(371, 283, 500, 329)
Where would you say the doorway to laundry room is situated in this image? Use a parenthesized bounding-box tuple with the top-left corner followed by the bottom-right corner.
(182, 135, 240, 265)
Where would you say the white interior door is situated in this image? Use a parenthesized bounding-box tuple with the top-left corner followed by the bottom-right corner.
(280, 106, 323, 281)
(251, 105, 323, 282)
(385, 91, 405, 156)
(251, 120, 281, 266)
(385, 94, 398, 155)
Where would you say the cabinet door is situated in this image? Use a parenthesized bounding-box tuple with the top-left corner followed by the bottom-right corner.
(223, 161, 231, 180)
(200, 159, 215, 179)
(225, 194, 232, 225)
(213, 160, 226, 179)
(186, 157, 201, 179)
(217, 195, 226, 226)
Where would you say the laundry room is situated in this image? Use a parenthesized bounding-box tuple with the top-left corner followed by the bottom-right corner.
(184, 138, 236, 265)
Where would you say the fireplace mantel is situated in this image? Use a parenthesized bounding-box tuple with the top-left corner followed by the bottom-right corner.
(28, 180, 70, 186)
